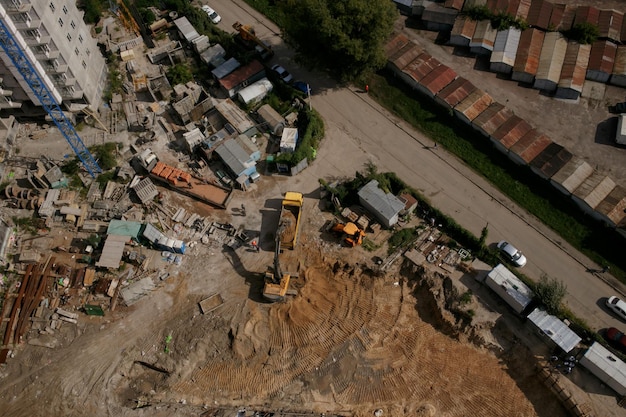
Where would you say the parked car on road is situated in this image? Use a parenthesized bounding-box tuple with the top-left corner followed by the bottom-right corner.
(201, 5, 221, 24)
(606, 296, 626, 321)
(293, 81, 310, 95)
(496, 240, 527, 267)
(271, 64, 293, 83)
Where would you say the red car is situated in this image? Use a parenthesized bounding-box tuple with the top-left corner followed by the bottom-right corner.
(605, 327, 626, 353)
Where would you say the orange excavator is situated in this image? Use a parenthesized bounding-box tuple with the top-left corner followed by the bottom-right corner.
(331, 222, 366, 247)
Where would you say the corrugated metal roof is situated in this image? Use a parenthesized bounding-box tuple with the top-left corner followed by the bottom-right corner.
(390, 43, 424, 71)
(419, 65, 457, 96)
(588, 40, 617, 73)
(551, 156, 594, 193)
(598, 9, 624, 41)
(527, 0, 553, 30)
(173, 17, 200, 43)
(558, 42, 591, 92)
(513, 29, 545, 74)
(470, 20, 497, 50)
(492, 115, 533, 148)
(548, 3, 566, 30)
(530, 142, 571, 177)
(554, 4, 577, 31)
(574, 5, 600, 27)
(107, 220, 143, 239)
(485, 264, 534, 314)
(216, 139, 253, 175)
(491, 28, 521, 67)
(384, 33, 411, 58)
(573, 173, 616, 210)
(422, 4, 458, 26)
(513, 0, 531, 19)
(444, 0, 465, 10)
(612, 45, 626, 76)
(536, 32, 568, 83)
(215, 99, 254, 133)
(451, 16, 477, 40)
(580, 342, 626, 396)
(527, 308, 581, 353)
(96, 234, 128, 269)
(435, 77, 476, 108)
(357, 180, 405, 223)
(596, 185, 626, 226)
(211, 58, 240, 80)
(510, 130, 552, 163)
(404, 54, 441, 83)
(472, 102, 514, 136)
(219, 60, 264, 91)
(455, 89, 493, 121)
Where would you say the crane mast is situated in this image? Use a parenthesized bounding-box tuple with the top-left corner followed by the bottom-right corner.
(0, 18, 102, 177)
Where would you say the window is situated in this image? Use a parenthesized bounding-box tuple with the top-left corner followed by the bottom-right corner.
(18, 12, 31, 24)
(12, 0, 23, 8)
(66, 33, 71, 42)
(78, 34, 83, 43)
(82, 60, 86, 69)
(58, 18, 63, 27)
(74, 47, 79, 56)
(62, 5, 67, 14)
(70, 21, 75, 29)
(49, 2, 54, 11)
(28, 29, 41, 41)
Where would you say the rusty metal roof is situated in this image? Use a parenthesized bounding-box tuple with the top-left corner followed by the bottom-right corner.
(419, 65, 458, 96)
(219, 60, 264, 91)
(435, 77, 476, 108)
(530, 143, 573, 178)
(574, 5, 600, 27)
(551, 156, 594, 194)
(404, 54, 441, 83)
(558, 41, 591, 92)
(614, 45, 626, 76)
(556, 4, 577, 31)
(510, 130, 552, 163)
(598, 9, 623, 42)
(389, 42, 424, 71)
(471, 20, 497, 50)
(472, 103, 514, 136)
(527, 0, 553, 30)
(492, 115, 533, 148)
(444, 0, 465, 10)
(384, 33, 411, 58)
(455, 89, 493, 122)
(514, 0, 531, 20)
(596, 185, 626, 226)
(451, 16, 477, 40)
(588, 40, 617, 73)
(513, 29, 545, 74)
(536, 32, 568, 83)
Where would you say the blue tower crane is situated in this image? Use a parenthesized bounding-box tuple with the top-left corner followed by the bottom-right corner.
(0, 19, 102, 177)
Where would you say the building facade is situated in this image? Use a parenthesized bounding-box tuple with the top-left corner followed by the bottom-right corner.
(0, 0, 106, 111)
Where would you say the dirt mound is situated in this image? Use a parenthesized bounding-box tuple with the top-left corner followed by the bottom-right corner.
(166, 249, 542, 416)
(278, 211, 297, 243)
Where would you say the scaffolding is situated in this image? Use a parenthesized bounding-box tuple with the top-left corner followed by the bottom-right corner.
(0, 19, 101, 177)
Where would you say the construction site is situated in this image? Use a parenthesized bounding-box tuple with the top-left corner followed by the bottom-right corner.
(0, 1, 626, 417)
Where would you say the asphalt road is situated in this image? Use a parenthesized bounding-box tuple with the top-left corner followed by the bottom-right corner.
(209, 0, 626, 331)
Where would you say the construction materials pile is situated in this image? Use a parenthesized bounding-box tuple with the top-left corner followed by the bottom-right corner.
(278, 210, 297, 244)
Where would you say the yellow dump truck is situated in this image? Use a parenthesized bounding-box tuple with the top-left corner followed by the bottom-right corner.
(277, 192, 304, 250)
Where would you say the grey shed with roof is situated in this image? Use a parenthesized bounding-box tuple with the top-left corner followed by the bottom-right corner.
(357, 180, 405, 228)
(215, 138, 256, 179)
(257, 104, 286, 136)
(527, 308, 581, 353)
(173, 17, 200, 43)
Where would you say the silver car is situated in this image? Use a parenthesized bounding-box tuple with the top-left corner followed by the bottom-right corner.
(607, 296, 626, 321)
(496, 240, 527, 267)
(201, 5, 221, 24)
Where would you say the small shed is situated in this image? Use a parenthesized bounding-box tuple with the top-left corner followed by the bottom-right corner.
(257, 104, 286, 136)
(508, 130, 552, 166)
(214, 99, 254, 133)
(385, 33, 412, 58)
(434, 77, 476, 109)
(237, 78, 273, 105)
(598, 9, 623, 42)
(526, 0, 553, 30)
(96, 234, 128, 269)
(183, 128, 205, 153)
(587, 40, 617, 83)
(512, 0, 532, 20)
(200, 44, 226, 67)
(580, 342, 626, 396)
(107, 220, 143, 240)
(449, 17, 477, 47)
(526, 308, 581, 353)
(235, 134, 261, 162)
(399, 192, 419, 215)
(533, 32, 568, 92)
(469, 20, 497, 55)
(211, 58, 241, 80)
(552, 4, 577, 31)
(573, 5, 600, 27)
(596, 185, 626, 228)
(490, 28, 522, 74)
(453, 89, 493, 125)
(490, 115, 533, 152)
(388, 43, 424, 73)
(421, 4, 458, 31)
(572, 172, 616, 216)
(471, 102, 514, 137)
(555, 42, 591, 100)
(279, 128, 299, 153)
(512, 29, 545, 84)
(610, 45, 626, 87)
(215, 139, 257, 181)
(219, 60, 266, 98)
(357, 180, 405, 228)
(483, 263, 534, 315)
(550, 156, 594, 196)
(529, 142, 573, 180)
(173, 16, 200, 43)
(416, 65, 457, 98)
(402, 54, 441, 87)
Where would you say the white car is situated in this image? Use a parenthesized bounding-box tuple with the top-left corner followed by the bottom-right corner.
(201, 5, 221, 24)
(606, 296, 626, 321)
(271, 64, 293, 83)
(496, 240, 527, 267)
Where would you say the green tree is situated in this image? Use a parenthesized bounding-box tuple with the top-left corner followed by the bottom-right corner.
(534, 274, 567, 315)
(280, 0, 397, 81)
(167, 63, 193, 85)
(565, 22, 599, 44)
